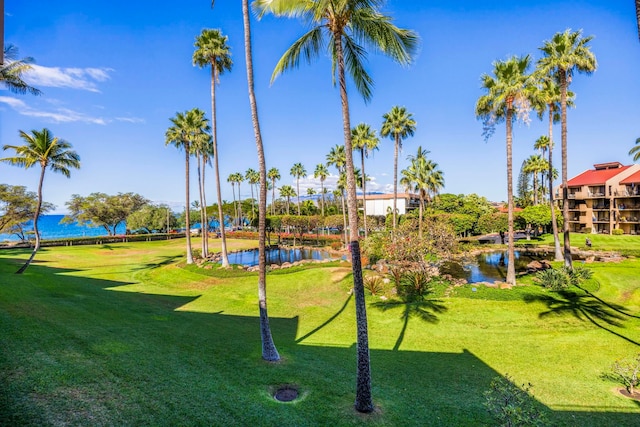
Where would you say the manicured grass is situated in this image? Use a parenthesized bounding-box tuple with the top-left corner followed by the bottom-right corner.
(1, 237, 639, 426)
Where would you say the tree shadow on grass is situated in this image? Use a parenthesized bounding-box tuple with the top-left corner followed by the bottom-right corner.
(2, 257, 640, 425)
(524, 289, 640, 347)
(296, 292, 352, 343)
(372, 297, 447, 351)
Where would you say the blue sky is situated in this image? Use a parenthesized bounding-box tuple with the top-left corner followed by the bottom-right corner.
(2, 1, 639, 214)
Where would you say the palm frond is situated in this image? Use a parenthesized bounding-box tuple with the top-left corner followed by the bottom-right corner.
(271, 27, 324, 83)
(342, 34, 373, 102)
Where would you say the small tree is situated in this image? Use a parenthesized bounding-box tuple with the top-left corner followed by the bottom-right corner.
(484, 374, 548, 427)
(609, 354, 640, 395)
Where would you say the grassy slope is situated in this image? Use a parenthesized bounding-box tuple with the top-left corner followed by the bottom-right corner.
(1, 237, 639, 426)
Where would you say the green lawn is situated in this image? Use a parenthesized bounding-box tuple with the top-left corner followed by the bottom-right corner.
(1, 237, 639, 426)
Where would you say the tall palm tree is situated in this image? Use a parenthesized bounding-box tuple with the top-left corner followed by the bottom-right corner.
(1, 128, 80, 273)
(629, 138, 640, 161)
(351, 123, 379, 237)
(400, 146, 442, 238)
(193, 28, 233, 267)
(193, 133, 214, 257)
(537, 29, 597, 269)
(227, 173, 238, 225)
(228, 172, 244, 227)
(166, 109, 210, 265)
(532, 75, 576, 261)
(314, 163, 329, 216)
(290, 162, 307, 215)
(381, 106, 417, 230)
(255, 1, 417, 411)
(1, 45, 41, 95)
(279, 185, 296, 214)
(523, 154, 548, 205)
(240, 0, 280, 361)
(476, 55, 534, 285)
(267, 167, 281, 215)
(246, 168, 260, 220)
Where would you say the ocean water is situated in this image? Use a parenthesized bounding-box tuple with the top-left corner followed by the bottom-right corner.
(0, 214, 126, 242)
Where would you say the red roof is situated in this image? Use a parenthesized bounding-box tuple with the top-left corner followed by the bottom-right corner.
(567, 165, 632, 187)
(620, 170, 640, 185)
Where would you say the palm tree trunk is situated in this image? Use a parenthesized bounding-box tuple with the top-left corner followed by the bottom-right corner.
(197, 154, 207, 257)
(243, 0, 279, 362)
(336, 35, 373, 414)
(237, 182, 243, 227)
(636, 0, 640, 42)
(418, 192, 423, 239)
(296, 178, 301, 215)
(361, 149, 368, 238)
(321, 180, 325, 217)
(211, 66, 229, 267)
(185, 144, 194, 264)
(560, 71, 573, 269)
(393, 136, 399, 230)
(341, 191, 347, 248)
(271, 179, 276, 216)
(548, 107, 562, 261)
(505, 107, 516, 285)
(16, 165, 45, 274)
(202, 156, 209, 257)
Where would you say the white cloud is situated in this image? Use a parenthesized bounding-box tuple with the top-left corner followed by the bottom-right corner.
(0, 96, 27, 109)
(0, 96, 106, 125)
(115, 116, 145, 124)
(25, 65, 114, 92)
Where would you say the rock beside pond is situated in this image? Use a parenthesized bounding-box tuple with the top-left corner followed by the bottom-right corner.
(526, 260, 551, 272)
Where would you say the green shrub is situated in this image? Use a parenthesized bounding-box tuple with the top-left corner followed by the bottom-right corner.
(583, 227, 592, 234)
(534, 265, 593, 291)
(398, 270, 434, 302)
(612, 228, 624, 235)
(484, 374, 548, 427)
(363, 275, 384, 296)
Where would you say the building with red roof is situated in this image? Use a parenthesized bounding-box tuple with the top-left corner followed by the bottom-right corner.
(555, 162, 640, 235)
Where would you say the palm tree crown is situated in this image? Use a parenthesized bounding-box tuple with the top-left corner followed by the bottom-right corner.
(630, 138, 640, 162)
(193, 29, 233, 79)
(1, 45, 42, 95)
(314, 163, 329, 216)
(290, 162, 307, 215)
(254, 0, 418, 102)
(381, 105, 416, 230)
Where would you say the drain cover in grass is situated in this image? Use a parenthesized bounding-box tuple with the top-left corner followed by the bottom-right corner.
(274, 386, 298, 402)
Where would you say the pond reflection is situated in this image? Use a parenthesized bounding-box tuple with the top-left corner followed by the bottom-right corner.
(440, 250, 553, 283)
(224, 247, 336, 267)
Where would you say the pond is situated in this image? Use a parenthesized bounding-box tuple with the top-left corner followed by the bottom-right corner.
(439, 250, 557, 284)
(224, 247, 337, 267)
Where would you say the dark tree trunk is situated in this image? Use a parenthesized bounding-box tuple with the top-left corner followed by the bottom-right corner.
(335, 34, 373, 414)
(211, 65, 230, 267)
(548, 107, 562, 261)
(560, 71, 573, 269)
(505, 105, 516, 285)
(185, 143, 194, 264)
(392, 135, 399, 230)
(243, 0, 279, 362)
